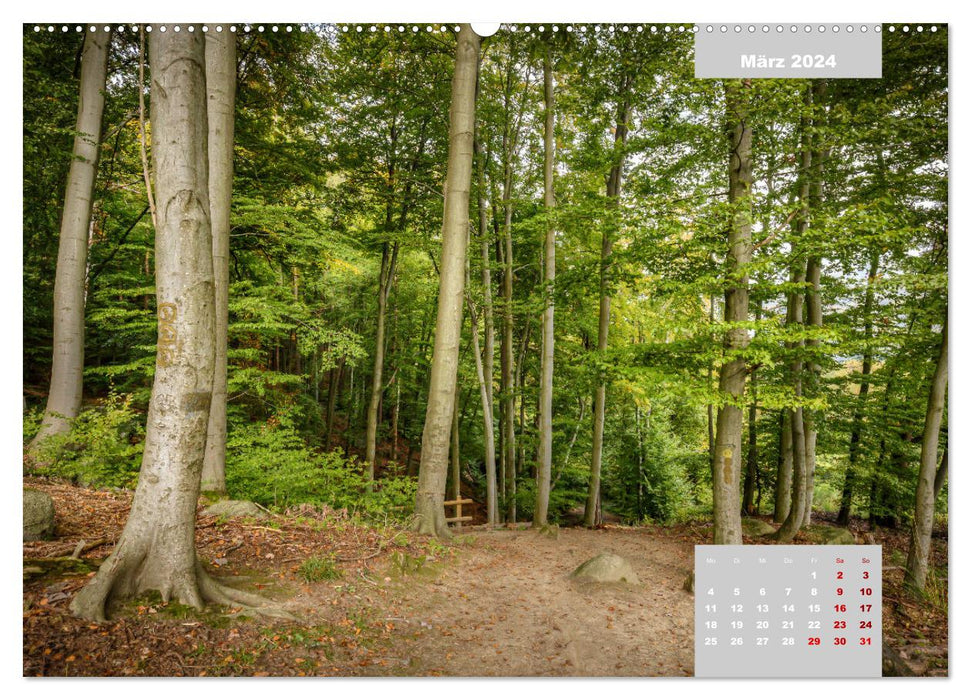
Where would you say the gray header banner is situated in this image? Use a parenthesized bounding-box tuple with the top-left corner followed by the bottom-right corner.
(695, 24, 882, 79)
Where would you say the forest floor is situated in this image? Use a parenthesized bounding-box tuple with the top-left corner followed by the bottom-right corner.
(22, 477, 947, 677)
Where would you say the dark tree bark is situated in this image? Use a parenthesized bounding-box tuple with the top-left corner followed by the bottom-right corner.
(837, 248, 880, 526)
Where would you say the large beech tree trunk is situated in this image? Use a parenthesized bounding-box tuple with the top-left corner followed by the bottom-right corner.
(711, 79, 753, 544)
(32, 28, 111, 446)
(534, 48, 555, 526)
(905, 315, 948, 592)
(71, 27, 262, 621)
(201, 28, 236, 494)
(584, 93, 631, 528)
(412, 24, 479, 537)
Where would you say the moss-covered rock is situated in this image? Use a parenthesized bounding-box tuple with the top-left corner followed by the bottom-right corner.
(742, 517, 777, 537)
(202, 499, 268, 520)
(23, 488, 55, 541)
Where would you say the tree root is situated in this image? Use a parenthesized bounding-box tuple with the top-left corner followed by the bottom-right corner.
(70, 548, 295, 622)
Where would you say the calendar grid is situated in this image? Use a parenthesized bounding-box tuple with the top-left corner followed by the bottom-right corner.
(695, 545, 882, 678)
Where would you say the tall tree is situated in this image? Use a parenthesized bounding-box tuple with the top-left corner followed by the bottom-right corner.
(534, 45, 556, 526)
(801, 79, 828, 527)
(711, 79, 753, 544)
(31, 28, 111, 446)
(470, 132, 498, 524)
(72, 27, 260, 620)
(836, 248, 880, 526)
(412, 24, 480, 537)
(365, 240, 399, 477)
(201, 28, 237, 494)
(584, 79, 633, 528)
(776, 85, 814, 544)
(905, 315, 948, 593)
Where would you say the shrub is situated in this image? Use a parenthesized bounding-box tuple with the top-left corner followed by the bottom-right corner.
(26, 393, 144, 489)
(225, 413, 417, 522)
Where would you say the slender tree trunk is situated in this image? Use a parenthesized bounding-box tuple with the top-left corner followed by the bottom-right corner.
(33, 28, 111, 446)
(468, 161, 498, 524)
(706, 295, 716, 466)
(585, 94, 631, 527)
(777, 267, 810, 544)
(802, 252, 821, 528)
(413, 24, 479, 537)
(742, 365, 759, 515)
(775, 86, 814, 543)
(933, 448, 948, 502)
(801, 79, 827, 527)
(500, 134, 517, 524)
(366, 241, 399, 478)
(711, 79, 753, 544)
(201, 28, 236, 494)
(905, 315, 948, 593)
(72, 27, 264, 621)
(450, 379, 461, 501)
(534, 48, 556, 527)
(325, 359, 344, 451)
(837, 248, 880, 525)
(774, 410, 792, 523)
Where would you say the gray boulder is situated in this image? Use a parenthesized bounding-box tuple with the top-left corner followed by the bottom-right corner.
(24, 489, 55, 541)
(202, 499, 267, 520)
(818, 526, 856, 545)
(570, 551, 639, 584)
(742, 517, 777, 537)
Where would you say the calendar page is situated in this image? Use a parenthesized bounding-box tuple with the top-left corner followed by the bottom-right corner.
(20, 2, 949, 683)
(695, 545, 882, 677)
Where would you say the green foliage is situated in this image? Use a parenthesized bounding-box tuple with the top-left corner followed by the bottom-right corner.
(298, 555, 343, 582)
(27, 394, 144, 489)
(225, 413, 416, 521)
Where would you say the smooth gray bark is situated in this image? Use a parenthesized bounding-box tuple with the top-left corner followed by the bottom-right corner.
(201, 28, 236, 494)
(33, 28, 111, 446)
(905, 315, 948, 592)
(72, 27, 264, 620)
(711, 80, 753, 544)
(534, 48, 555, 526)
(413, 24, 479, 537)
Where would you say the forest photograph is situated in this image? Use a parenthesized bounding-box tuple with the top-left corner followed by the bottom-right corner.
(21, 21, 947, 678)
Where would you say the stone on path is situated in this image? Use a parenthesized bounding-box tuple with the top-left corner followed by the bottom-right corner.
(570, 551, 639, 584)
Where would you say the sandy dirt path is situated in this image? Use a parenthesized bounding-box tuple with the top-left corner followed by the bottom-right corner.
(365, 527, 696, 676)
